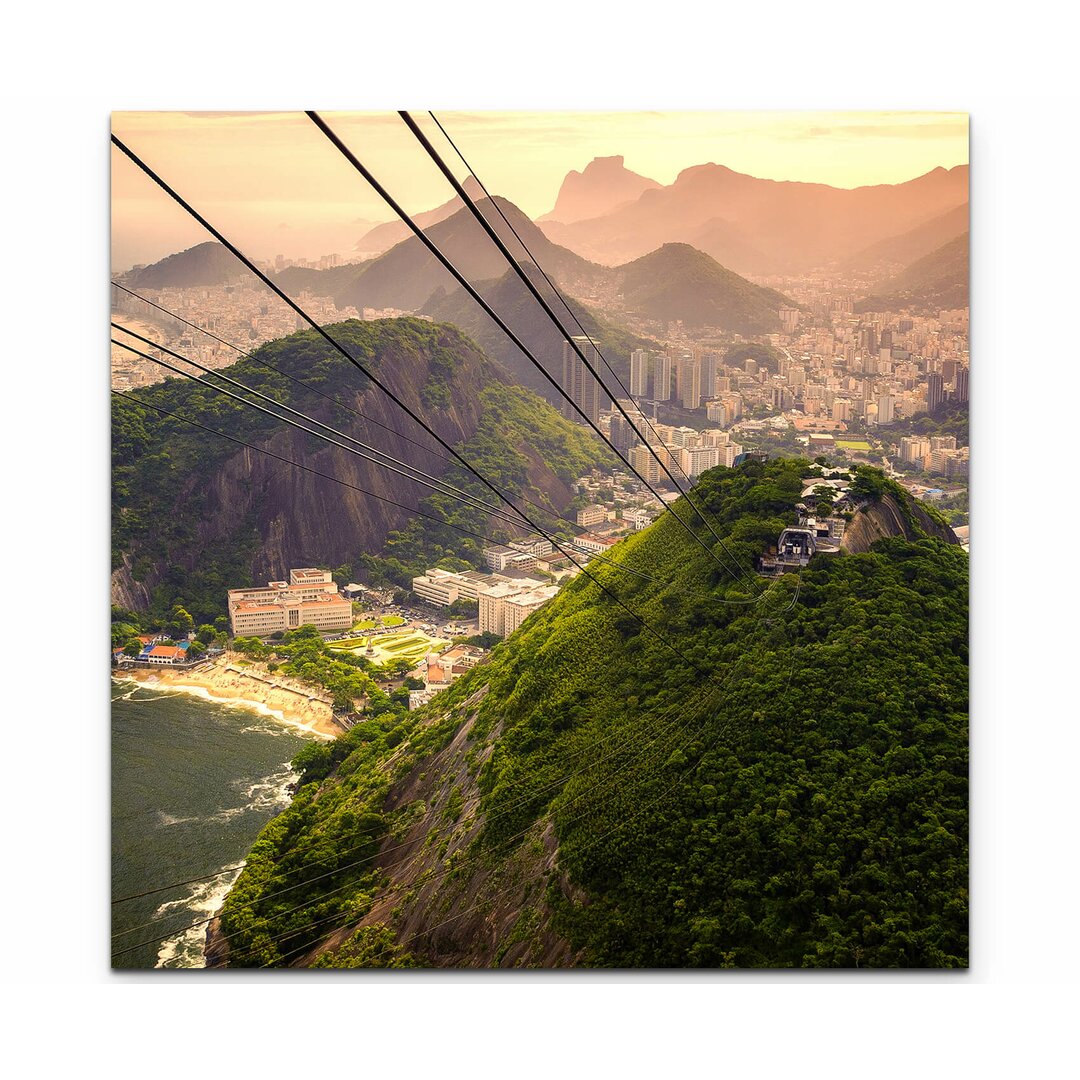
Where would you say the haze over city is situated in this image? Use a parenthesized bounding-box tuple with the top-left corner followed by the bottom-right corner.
(111, 110, 969, 270)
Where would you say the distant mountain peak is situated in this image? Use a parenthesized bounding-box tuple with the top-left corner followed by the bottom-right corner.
(540, 156, 660, 224)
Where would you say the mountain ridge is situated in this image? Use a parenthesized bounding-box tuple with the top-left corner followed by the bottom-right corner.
(540, 163, 969, 272)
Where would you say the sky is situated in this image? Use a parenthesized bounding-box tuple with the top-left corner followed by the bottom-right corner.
(111, 111, 969, 271)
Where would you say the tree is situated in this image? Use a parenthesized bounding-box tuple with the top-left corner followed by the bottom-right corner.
(333, 691, 356, 714)
(123, 638, 143, 657)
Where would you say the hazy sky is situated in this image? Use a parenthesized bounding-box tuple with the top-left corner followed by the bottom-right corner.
(111, 110, 969, 270)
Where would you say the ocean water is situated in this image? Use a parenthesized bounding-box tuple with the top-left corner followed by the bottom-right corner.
(111, 679, 312, 969)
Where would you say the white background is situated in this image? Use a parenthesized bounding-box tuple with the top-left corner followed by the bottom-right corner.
(2, 1, 1077, 1074)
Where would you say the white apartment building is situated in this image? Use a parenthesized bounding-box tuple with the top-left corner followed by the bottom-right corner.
(228, 568, 351, 637)
(478, 581, 560, 639)
(483, 545, 539, 573)
(677, 445, 721, 480)
(412, 568, 496, 606)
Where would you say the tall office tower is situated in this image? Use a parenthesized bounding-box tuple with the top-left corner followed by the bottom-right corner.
(927, 372, 944, 414)
(942, 359, 958, 382)
(700, 352, 720, 399)
(651, 352, 672, 401)
(561, 336, 603, 424)
(879, 328, 894, 350)
(876, 392, 895, 425)
(954, 366, 969, 403)
(676, 355, 703, 410)
(629, 349, 650, 397)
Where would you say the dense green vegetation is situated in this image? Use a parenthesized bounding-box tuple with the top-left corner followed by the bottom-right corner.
(218, 458, 967, 968)
(886, 401, 969, 446)
(112, 317, 611, 624)
(229, 624, 413, 715)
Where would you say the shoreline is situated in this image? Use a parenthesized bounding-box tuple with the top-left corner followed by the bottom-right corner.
(114, 655, 340, 739)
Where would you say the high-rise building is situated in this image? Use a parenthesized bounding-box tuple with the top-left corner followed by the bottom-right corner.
(700, 352, 720, 399)
(676, 354, 702, 410)
(876, 392, 895, 425)
(677, 445, 721, 480)
(561, 336, 603, 424)
(629, 349, 650, 397)
(954, 366, 969, 403)
(628, 443, 664, 484)
(651, 352, 672, 401)
(779, 305, 800, 335)
(673, 354, 699, 408)
(900, 436, 931, 464)
(927, 372, 944, 414)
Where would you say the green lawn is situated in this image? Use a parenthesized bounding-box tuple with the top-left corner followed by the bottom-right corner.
(327, 627, 448, 665)
(350, 614, 406, 631)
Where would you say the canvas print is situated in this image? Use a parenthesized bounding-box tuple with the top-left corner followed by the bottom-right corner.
(111, 111, 969, 969)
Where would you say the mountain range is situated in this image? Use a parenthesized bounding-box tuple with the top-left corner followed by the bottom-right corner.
(539, 161, 969, 275)
(856, 232, 970, 313)
(355, 176, 487, 257)
(123, 200, 798, 405)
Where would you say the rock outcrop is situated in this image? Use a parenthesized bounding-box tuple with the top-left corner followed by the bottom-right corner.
(842, 492, 959, 554)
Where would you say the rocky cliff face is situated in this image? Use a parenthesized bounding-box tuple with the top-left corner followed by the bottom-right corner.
(842, 492, 959, 554)
(111, 319, 592, 615)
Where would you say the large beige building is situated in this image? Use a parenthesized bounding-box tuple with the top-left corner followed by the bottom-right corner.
(411, 568, 508, 607)
(478, 581, 560, 639)
(228, 568, 352, 637)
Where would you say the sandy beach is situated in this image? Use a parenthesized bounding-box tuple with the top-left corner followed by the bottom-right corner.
(116, 654, 342, 739)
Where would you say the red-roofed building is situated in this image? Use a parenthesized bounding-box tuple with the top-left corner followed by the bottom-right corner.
(146, 645, 184, 665)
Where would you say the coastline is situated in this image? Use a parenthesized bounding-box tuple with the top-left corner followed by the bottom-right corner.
(114, 654, 340, 739)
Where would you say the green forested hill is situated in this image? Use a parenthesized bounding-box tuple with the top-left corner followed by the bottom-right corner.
(213, 460, 968, 969)
(111, 317, 613, 625)
(856, 232, 970, 313)
(121, 241, 252, 289)
(614, 243, 796, 331)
